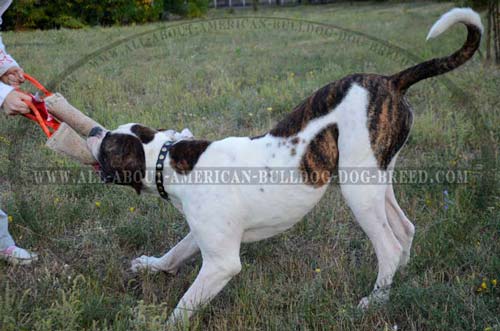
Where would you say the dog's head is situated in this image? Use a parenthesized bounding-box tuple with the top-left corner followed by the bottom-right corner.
(87, 124, 150, 194)
(87, 124, 194, 194)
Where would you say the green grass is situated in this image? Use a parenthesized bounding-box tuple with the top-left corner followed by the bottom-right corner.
(0, 2, 499, 330)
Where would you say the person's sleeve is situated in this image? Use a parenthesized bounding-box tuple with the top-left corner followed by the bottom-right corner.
(0, 35, 19, 77)
(0, 81, 13, 107)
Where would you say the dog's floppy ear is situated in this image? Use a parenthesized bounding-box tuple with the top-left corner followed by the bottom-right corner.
(131, 124, 157, 144)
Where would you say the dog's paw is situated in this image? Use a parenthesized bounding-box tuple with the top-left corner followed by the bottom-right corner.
(357, 296, 371, 310)
(357, 286, 390, 310)
(131, 255, 162, 273)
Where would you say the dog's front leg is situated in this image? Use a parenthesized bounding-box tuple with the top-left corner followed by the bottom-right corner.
(167, 232, 242, 327)
(131, 232, 199, 274)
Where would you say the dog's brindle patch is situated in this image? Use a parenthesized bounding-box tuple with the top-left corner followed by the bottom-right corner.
(131, 124, 157, 144)
(169, 140, 212, 175)
(269, 74, 412, 184)
(366, 81, 413, 169)
(299, 124, 339, 187)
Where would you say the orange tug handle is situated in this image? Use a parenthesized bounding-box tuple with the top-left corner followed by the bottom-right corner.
(23, 73, 52, 97)
(25, 99, 51, 137)
(18, 73, 54, 137)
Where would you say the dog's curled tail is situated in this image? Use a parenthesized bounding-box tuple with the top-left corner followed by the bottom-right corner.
(390, 8, 483, 93)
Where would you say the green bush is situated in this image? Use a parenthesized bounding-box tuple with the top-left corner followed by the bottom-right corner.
(54, 15, 87, 29)
(187, 0, 209, 18)
(458, 0, 491, 9)
(164, 0, 188, 16)
(1, 0, 181, 30)
(164, 0, 209, 19)
(346, 0, 492, 9)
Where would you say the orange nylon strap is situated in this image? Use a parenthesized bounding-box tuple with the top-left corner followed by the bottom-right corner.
(25, 99, 51, 137)
(23, 73, 52, 97)
(17, 73, 56, 137)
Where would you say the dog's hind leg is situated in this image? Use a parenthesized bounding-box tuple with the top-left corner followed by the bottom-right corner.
(385, 183, 415, 268)
(341, 181, 403, 309)
(131, 232, 199, 274)
(382, 156, 415, 268)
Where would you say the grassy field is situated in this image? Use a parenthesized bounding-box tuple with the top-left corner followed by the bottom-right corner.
(0, 2, 499, 330)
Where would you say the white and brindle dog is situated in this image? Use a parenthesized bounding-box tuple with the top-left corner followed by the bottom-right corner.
(87, 8, 482, 324)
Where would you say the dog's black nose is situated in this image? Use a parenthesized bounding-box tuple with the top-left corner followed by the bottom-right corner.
(88, 126, 103, 138)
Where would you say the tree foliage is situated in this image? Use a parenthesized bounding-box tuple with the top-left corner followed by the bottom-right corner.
(2, 0, 209, 30)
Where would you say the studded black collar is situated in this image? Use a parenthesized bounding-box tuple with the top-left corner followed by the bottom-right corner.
(155, 140, 174, 200)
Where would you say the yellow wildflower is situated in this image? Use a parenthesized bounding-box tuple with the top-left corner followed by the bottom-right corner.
(0, 135, 10, 145)
(491, 279, 497, 286)
(54, 197, 60, 204)
(315, 268, 321, 273)
(129, 207, 135, 212)
(481, 282, 487, 290)
(266, 107, 273, 112)
(95, 201, 101, 207)
(7, 216, 13, 223)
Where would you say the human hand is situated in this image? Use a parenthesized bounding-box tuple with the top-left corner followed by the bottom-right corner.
(1, 67, 25, 87)
(2, 90, 31, 115)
